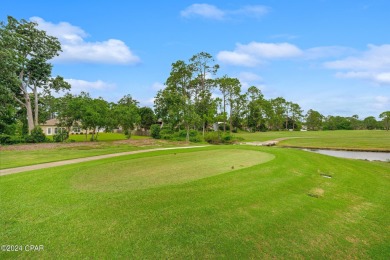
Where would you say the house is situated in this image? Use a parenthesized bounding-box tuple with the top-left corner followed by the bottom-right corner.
(39, 118, 98, 135)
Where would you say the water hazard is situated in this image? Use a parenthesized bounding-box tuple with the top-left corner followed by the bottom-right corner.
(303, 149, 390, 162)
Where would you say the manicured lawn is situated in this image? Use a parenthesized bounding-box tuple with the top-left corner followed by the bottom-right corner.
(1, 146, 389, 258)
(236, 130, 390, 151)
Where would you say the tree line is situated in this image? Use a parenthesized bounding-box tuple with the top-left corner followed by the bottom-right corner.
(1, 16, 389, 144)
(154, 52, 390, 141)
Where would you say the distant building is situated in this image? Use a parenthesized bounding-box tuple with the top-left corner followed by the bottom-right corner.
(39, 118, 103, 135)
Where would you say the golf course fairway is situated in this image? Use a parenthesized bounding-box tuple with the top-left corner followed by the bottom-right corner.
(1, 146, 389, 259)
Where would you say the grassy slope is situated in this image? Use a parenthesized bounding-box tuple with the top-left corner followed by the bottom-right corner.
(236, 130, 390, 151)
(1, 146, 389, 259)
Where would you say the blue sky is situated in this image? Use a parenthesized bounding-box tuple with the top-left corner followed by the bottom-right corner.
(2, 0, 390, 118)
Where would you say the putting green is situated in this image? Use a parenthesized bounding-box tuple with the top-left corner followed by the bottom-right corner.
(71, 149, 274, 191)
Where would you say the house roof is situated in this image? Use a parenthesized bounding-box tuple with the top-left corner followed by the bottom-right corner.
(40, 118, 59, 126)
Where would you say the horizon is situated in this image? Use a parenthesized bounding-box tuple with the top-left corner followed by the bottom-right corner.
(1, 0, 389, 119)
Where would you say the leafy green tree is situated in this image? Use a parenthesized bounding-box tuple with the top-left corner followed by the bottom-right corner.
(150, 124, 161, 139)
(323, 116, 352, 130)
(216, 76, 242, 132)
(363, 116, 378, 130)
(55, 93, 83, 134)
(349, 115, 362, 130)
(216, 76, 229, 132)
(270, 97, 287, 130)
(114, 95, 140, 138)
(139, 107, 156, 130)
(245, 86, 265, 132)
(230, 93, 247, 131)
(290, 103, 303, 130)
(306, 109, 324, 131)
(189, 52, 219, 136)
(164, 60, 199, 141)
(0, 16, 69, 133)
(379, 111, 390, 131)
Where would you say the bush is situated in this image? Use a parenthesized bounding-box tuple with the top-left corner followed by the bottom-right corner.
(150, 124, 161, 139)
(0, 134, 11, 145)
(171, 130, 203, 142)
(160, 128, 174, 140)
(124, 129, 131, 139)
(204, 132, 221, 144)
(53, 130, 69, 142)
(204, 131, 239, 144)
(218, 124, 230, 131)
(25, 127, 47, 143)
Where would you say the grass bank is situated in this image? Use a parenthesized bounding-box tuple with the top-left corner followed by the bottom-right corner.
(1, 146, 389, 258)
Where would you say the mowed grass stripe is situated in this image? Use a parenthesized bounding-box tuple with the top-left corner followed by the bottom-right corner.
(71, 149, 274, 191)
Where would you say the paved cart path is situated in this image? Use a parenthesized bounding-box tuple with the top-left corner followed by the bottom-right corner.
(0, 146, 208, 176)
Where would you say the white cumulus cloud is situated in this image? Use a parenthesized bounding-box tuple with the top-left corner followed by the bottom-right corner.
(325, 44, 390, 86)
(30, 17, 140, 65)
(180, 4, 269, 20)
(217, 42, 302, 66)
(151, 82, 165, 91)
(181, 4, 225, 20)
(305, 46, 355, 60)
(237, 72, 265, 92)
(238, 72, 263, 82)
(373, 95, 390, 110)
(66, 79, 115, 93)
(336, 71, 390, 85)
(324, 44, 390, 70)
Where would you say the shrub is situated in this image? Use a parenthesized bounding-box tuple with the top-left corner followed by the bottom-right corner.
(204, 132, 221, 144)
(0, 134, 11, 145)
(204, 131, 239, 144)
(53, 130, 69, 142)
(218, 124, 230, 131)
(124, 129, 131, 139)
(159, 128, 174, 140)
(150, 124, 161, 139)
(25, 127, 47, 143)
(171, 130, 203, 142)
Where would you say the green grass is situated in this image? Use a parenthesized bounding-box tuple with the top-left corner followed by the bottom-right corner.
(236, 130, 390, 151)
(1, 146, 389, 258)
(71, 149, 274, 192)
(0, 139, 175, 170)
(50, 132, 150, 142)
(0, 144, 141, 170)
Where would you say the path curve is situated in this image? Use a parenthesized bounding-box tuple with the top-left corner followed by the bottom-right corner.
(0, 146, 208, 176)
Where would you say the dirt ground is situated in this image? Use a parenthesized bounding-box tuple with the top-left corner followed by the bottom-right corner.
(0, 139, 177, 151)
